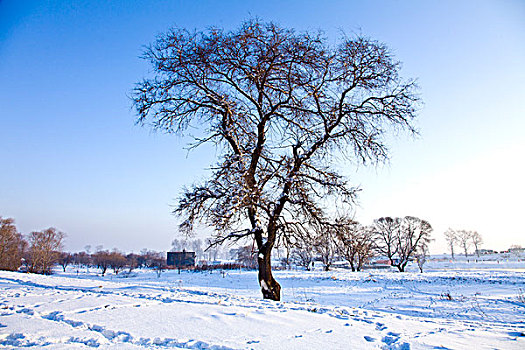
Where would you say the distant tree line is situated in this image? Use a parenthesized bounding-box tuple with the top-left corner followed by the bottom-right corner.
(234, 215, 433, 273)
(0, 216, 168, 277)
(443, 228, 483, 258)
(75, 248, 167, 277)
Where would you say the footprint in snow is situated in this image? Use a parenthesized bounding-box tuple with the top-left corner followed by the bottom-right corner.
(364, 336, 375, 342)
(376, 322, 387, 331)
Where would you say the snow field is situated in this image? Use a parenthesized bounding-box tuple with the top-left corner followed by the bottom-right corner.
(0, 261, 524, 349)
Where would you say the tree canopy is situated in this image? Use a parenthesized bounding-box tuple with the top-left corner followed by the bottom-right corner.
(133, 19, 420, 300)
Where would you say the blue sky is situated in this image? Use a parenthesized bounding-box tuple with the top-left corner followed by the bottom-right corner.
(1, 0, 524, 253)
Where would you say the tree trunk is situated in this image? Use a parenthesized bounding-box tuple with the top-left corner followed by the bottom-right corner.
(257, 246, 281, 301)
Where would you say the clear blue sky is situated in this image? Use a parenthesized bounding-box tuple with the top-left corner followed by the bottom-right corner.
(1, 0, 524, 253)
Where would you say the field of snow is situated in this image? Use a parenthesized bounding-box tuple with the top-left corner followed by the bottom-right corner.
(1, 258, 524, 349)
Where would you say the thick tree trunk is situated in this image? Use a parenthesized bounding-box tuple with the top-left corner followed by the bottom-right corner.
(257, 247, 281, 301)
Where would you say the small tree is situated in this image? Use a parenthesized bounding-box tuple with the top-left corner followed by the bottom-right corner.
(108, 250, 127, 275)
(58, 252, 73, 272)
(470, 231, 483, 257)
(336, 219, 374, 272)
(92, 250, 111, 276)
(373, 216, 432, 272)
(236, 245, 257, 269)
(415, 243, 429, 273)
(373, 217, 401, 267)
(443, 228, 457, 259)
(313, 222, 338, 271)
(26, 228, 65, 274)
(73, 251, 92, 272)
(456, 230, 472, 258)
(0, 217, 27, 271)
(395, 216, 433, 272)
(291, 244, 314, 271)
(150, 253, 167, 277)
(170, 238, 187, 252)
(191, 239, 204, 261)
(125, 253, 140, 273)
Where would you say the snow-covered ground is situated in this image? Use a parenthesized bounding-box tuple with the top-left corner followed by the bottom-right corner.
(1, 258, 524, 349)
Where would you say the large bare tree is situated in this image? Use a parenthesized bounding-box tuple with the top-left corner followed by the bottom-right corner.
(132, 20, 420, 300)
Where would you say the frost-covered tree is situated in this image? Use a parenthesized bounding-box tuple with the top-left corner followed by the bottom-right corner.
(415, 243, 429, 273)
(443, 228, 458, 259)
(456, 230, 472, 258)
(170, 238, 188, 252)
(191, 239, 204, 261)
(133, 20, 420, 300)
(470, 231, 483, 257)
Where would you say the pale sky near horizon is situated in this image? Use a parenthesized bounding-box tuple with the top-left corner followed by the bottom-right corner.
(1, 0, 524, 254)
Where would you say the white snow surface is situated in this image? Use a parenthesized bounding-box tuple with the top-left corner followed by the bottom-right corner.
(1, 259, 524, 349)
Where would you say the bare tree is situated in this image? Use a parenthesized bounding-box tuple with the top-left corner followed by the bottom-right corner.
(236, 245, 257, 269)
(291, 244, 314, 271)
(415, 243, 429, 273)
(470, 231, 483, 257)
(58, 252, 73, 272)
(133, 20, 420, 300)
(456, 230, 472, 258)
(149, 252, 167, 277)
(395, 216, 433, 272)
(108, 250, 127, 275)
(373, 217, 401, 266)
(72, 251, 91, 272)
(191, 239, 204, 261)
(170, 238, 187, 252)
(205, 238, 221, 262)
(336, 219, 374, 272)
(92, 250, 111, 276)
(0, 217, 27, 271)
(309, 221, 338, 271)
(443, 228, 457, 259)
(373, 216, 432, 272)
(26, 228, 65, 275)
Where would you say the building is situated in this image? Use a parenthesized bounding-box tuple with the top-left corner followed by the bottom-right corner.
(167, 251, 196, 268)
